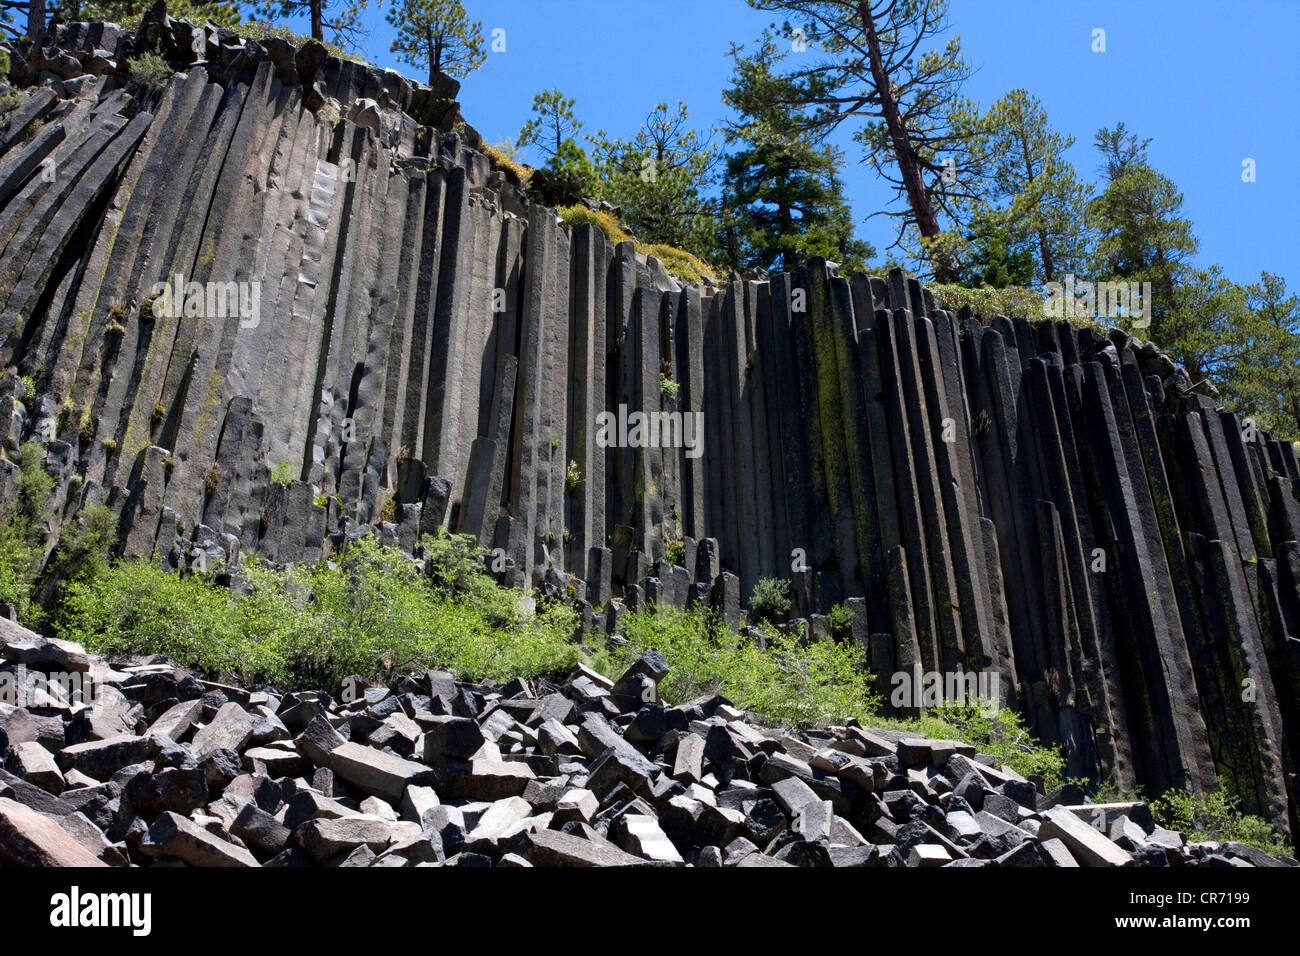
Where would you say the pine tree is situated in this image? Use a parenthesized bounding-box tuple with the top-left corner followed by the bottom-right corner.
(517, 89, 584, 163)
(744, 0, 986, 282)
(386, 0, 484, 84)
(954, 207, 1036, 289)
(1087, 123, 1197, 312)
(0, 0, 46, 40)
(589, 101, 719, 254)
(1223, 272, 1300, 439)
(975, 89, 1093, 284)
(720, 34, 874, 274)
(516, 90, 598, 206)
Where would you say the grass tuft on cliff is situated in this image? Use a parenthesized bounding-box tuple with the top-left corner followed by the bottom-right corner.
(557, 205, 719, 287)
(481, 142, 533, 185)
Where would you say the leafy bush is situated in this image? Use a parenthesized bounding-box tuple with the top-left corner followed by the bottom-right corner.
(930, 284, 1047, 321)
(57, 536, 580, 691)
(270, 460, 297, 486)
(128, 52, 173, 86)
(591, 606, 877, 727)
(828, 601, 853, 638)
(659, 373, 680, 397)
(876, 703, 1067, 789)
(1152, 789, 1291, 858)
(421, 528, 518, 626)
(0, 442, 55, 621)
(748, 576, 791, 624)
(41, 504, 118, 603)
(663, 537, 685, 568)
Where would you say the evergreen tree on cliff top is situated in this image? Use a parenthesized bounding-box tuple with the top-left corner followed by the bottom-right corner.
(387, 0, 484, 83)
(1087, 122, 1197, 309)
(720, 31, 874, 275)
(971, 89, 1093, 285)
(743, 0, 986, 282)
(588, 101, 719, 256)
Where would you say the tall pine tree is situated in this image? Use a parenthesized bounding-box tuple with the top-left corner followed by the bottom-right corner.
(1087, 122, 1197, 311)
(386, 0, 484, 83)
(974, 89, 1092, 284)
(720, 34, 874, 274)
(588, 101, 718, 255)
(745, 0, 985, 282)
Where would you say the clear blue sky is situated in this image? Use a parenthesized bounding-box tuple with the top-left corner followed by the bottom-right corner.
(267, 0, 1300, 290)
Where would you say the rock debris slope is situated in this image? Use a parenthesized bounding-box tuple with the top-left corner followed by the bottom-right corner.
(1, 622, 1292, 867)
(0, 13, 1296, 834)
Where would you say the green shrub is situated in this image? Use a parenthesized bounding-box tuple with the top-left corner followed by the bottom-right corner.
(1152, 789, 1291, 858)
(128, 52, 173, 86)
(270, 460, 296, 486)
(748, 576, 791, 624)
(554, 207, 719, 287)
(57, 536, 580, 691)
(876, 703, 1067, 789)
(38, 504, 118, 612)
(592, 606, 876, 727)
(555, 206, 628, 244)
(664, 537, 685, 568)
(421, 527, 518, 626)
(828, 601, 853, 639)
(659, 373, 680, 398)
(0, 442, 56, 621)
(930, 284, 1045, 321)
(565, 459, 582, 492)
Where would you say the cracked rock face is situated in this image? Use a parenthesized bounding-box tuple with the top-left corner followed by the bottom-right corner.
(3, 632, 1291, 868)
(0, 17, 1298, 838)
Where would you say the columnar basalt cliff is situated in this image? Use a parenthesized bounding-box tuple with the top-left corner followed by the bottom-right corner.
(0, 14, 1296, 834)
